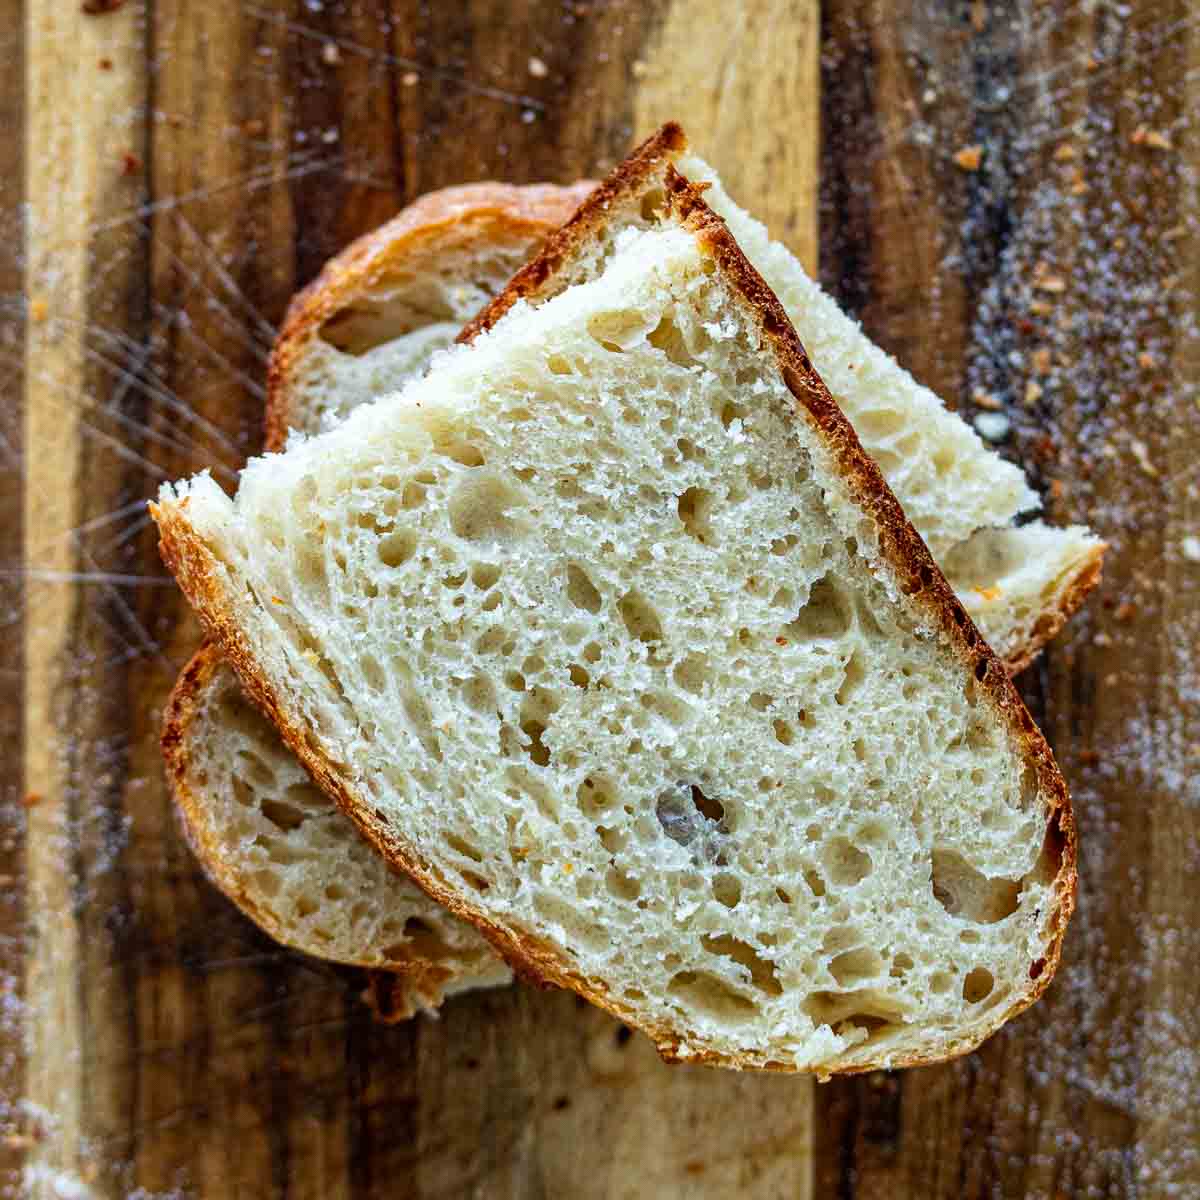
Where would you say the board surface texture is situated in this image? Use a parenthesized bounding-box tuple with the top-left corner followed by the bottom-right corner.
(5, 1, 1196, 1197)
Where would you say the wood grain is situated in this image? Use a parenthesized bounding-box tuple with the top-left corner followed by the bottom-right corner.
(11, 3, 820, 1197)
(14, 1, 1195, 1196)
(0, 0, 24, 1190)
(815, 2, 1200, 1197)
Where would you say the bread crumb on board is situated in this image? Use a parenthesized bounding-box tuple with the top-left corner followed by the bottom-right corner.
(953, 144, 983, 171)
(974, 412, 1010, 441)
(1129, 439, 1158, 478)
(1130, 126, 1173, 150)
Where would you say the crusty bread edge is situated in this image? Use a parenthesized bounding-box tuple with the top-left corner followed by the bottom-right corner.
(1000, 540, 1107, 675)
(265, 181, 596, 453)
(154, 126, 1076, 1074)
(162, 640, 470, 1017)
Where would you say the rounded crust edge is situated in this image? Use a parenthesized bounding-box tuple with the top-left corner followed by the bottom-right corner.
(1000, 541, 1107, 675)
(264, 181, 596, 453)
(160, 639, 478, 1015)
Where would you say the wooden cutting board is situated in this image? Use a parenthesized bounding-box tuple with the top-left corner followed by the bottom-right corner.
(7, 2, 1199, 1197)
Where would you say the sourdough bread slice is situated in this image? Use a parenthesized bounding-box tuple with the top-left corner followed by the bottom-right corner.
(152, 163, 1074, 1073)
(462, 125, 1105, 661)
(165, 645, 512, 1015)
(165, 184, 588, 1011)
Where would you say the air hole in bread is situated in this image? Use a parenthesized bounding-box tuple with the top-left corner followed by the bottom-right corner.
(750, 691, 773, 712)
(401, 688, 443, 762)
(823, 837, 872, 886)
(290, 475, 318, 521)
(856, 408, 908, 440)
(667, 652, 707, 695)
(647, 316, 698, 367)
(784, 576, 854, 641)
(640, 690, 692, 727)
(520, 718, 551, 767)
(804, 868, 826, 897)
(252, 868, 281, 898)
(294, 893, 318, 918)
(802, 988, 908, 1029)
(835, 650, 868, 706)
(578, 775, 616, 817)
(618, 590, 663, 645)
(829, 947, 884, 988)
(324, 883, 346, 902)
(930, 971, 955, 995)
(701, 933, 782, 996)
(856, 820, 890, 848)
(257, 836, 300, 866)
(720, 401, 746, 430)
(460, 673, 498, 714)
(446, 831, 484, 863)
(231, 776, 255, 809)
(459, 868, 489, 893)
(655, 784, 728, 858)
(565, 563, 603, 613)
(963, 968, 997, 1004)
(930, 849, 1020, 923)
(236, 749, 275, 790)
(507, 765, 558, 820)
(676, 436, 702, 462)
(448, 470, 527, 545)
(261, 797, 305, 833)
(639, 187, 666, 221)
(606, 866, 641, 902)
(890, 952, 914, 978)
(359, 653, 387, 693)
(597, 824, 626, 856)
(668, 970, 758, 1022)
(773, 719, 794, 746)
(534, 890, 607, 952)
(443, 441, 485, 468)
(587, 309, 653, 353)
(471, 562, 501, 591)
(377, 530, 416, 568)
(713, 873, 742, 908)
(677, 486, 716, 544)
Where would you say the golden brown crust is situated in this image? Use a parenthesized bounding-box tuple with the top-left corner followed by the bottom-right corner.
(154, 126, 1077, 1073)
(1000, 541, 1107, 675)
(456, 124, 688, 346)
(265, 181, 595, 452)
(162, 640, 470, 1015)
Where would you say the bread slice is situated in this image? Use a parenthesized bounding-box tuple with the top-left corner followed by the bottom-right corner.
(944, 522, 1105, 674)
(152, 156, 1075, 1073)
(265, 181, 596, 452)
(462, 126, 1105, 665)
(164, 645, 513, 1015)
(164, 184, 589, 1012)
